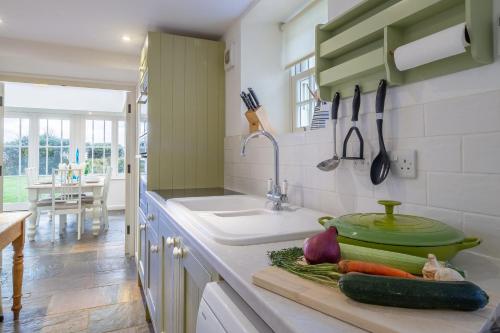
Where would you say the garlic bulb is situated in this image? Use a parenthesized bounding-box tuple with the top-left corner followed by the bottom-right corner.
(422, 254, 440, 280)
(435, 267, 464, 281)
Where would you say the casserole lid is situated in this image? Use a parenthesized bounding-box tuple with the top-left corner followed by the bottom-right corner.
(323, 200, 465, 246)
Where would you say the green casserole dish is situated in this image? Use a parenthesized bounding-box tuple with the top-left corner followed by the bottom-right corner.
(319, 200, 480, 261)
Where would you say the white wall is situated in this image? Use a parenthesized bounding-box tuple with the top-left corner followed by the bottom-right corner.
(224, 0, 500, 260)
(223, 0, 310, 135)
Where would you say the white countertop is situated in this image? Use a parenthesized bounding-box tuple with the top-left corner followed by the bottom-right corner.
(150, 192, 500, 333)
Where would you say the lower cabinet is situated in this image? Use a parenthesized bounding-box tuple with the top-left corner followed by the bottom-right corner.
(139, 196, 218, 333)
(146, 227, 161, 332)
(174, 238, 213, 333)
(137, 210, 147, 284)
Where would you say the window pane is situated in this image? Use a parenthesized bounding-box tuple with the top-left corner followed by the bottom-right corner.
(104, 120, 112, 143)
(118, 147, 125, 159)
(39, 148, 47, 175)
(62, 147, 70, 164)
(4, 118, 20, 146)
(93, 147, 104, 174)
(300, 59, 309, 72)
(21, 119, 30, 146)
(39, 119, 47, 146)
(86, 120, 93, 145)
(309, 56, 315, 68)
(47, 147, 61, 175)
(85, 148, 92, 174)
(47, 119, 62, 146)
(104, 147, 111, 170)
(21, 147, 29, 175)
(94, 120, 104, 145)
(118, 159, 125, 174)
(3, 147, 19, 176)
(62, 120, 70, 146)
(300, 78, 310, 102)
(118, 121, 126, 147)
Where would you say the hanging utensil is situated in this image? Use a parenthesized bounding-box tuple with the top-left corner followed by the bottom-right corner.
(370, 79, 390, 185)
(317, 92, 341, 171)
(342, 85, 364, 160)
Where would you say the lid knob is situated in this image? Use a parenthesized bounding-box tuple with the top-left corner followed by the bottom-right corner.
(378, 200, 401, 215)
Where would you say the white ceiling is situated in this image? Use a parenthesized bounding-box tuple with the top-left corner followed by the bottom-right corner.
(0, 0, 253, 55)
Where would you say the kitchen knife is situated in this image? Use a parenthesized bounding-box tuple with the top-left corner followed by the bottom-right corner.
(248, 88, 260, 107)
(240, 92, 253, 110)
(243, 92, 257, 110)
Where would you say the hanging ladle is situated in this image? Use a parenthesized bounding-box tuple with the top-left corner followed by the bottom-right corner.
(317, 92, 341, 171)
(370, 79, 390, 185)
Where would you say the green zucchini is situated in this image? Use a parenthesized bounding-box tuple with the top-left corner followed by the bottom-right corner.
(339, 273, 489, 311)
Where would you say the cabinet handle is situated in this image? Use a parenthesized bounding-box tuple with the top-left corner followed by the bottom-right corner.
(139, 224, 146, 230)
(173, 246, 185, 258)
(147, 214, 155, 221)
(150, 245, 159, 253)
(166, 237, 175, 247)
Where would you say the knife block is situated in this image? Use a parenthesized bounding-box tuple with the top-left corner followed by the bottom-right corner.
(245, 107, 276, 135)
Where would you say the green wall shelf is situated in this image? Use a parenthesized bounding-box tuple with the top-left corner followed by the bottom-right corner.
(315, 0, 493, 99)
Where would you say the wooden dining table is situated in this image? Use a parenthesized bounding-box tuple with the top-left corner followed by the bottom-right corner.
(0, 212, 31, 321)
(26, 179, 104, 241)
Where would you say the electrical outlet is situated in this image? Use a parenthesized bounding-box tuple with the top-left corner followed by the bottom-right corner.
(389, 150, 417, 179)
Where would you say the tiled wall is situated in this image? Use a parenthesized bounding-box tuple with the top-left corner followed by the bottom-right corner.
(224, 83, 500, 260)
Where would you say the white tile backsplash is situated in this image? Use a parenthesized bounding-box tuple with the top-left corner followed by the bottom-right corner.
(225, 86, 500, 260)
(463, 132, 500, 174)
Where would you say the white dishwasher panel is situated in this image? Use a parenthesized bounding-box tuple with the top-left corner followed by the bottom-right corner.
(196, 281, 273, 333)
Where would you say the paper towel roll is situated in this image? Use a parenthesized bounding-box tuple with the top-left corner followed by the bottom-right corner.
(394, 23, 470, 71)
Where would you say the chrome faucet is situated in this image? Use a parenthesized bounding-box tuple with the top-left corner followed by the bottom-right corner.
(241, 130, 288, 210)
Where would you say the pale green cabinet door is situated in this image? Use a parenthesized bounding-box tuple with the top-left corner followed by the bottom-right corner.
(159, 213, 176, 333)
(173, 241, 212, 333)
(137, 211, 147, 284)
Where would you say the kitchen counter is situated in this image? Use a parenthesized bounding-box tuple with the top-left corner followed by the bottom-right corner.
(149, 192, 500, 333)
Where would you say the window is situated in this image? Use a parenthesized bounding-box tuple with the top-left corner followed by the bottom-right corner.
(85, 120, 112, 175)
(117, 121, 126, 174)
(39, 119, 70, 175)
(3, 118, 29, 204)
(291, 56, 317, 130)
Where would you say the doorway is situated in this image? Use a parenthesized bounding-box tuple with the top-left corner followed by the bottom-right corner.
(0, 81, 137, 255)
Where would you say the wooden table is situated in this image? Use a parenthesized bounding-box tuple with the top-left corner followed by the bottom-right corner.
(0, 212, 31, 321)
(26, 180, 104, 241)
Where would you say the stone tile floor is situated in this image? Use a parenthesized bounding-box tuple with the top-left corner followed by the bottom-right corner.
(0, 211, 153, 333)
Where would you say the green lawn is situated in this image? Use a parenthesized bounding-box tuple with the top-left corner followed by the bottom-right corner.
(3, 175, 28, 204)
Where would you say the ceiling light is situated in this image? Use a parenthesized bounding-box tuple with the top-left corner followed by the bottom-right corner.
(122, 35, 131, 42)
(0, 19, 3, 24)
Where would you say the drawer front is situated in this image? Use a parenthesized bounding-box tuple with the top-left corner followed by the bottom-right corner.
(145, 194, 159, 235)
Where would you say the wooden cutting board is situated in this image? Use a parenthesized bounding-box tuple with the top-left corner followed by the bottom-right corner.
(253, 267, 499, 333)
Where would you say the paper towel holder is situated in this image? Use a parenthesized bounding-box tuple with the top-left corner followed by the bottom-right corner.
(315, 0, 494, 100)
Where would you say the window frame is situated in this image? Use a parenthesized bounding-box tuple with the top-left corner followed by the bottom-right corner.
(83, 116, 125, 179)
(290, 56, 317, 132)
(38, 118, 71, 176)
(3, 111, 126, 180)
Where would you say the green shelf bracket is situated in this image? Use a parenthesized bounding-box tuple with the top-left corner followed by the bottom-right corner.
(316, 0, 494, 99)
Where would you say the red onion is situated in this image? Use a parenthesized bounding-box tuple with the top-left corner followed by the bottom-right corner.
(303, 227, 341, 264)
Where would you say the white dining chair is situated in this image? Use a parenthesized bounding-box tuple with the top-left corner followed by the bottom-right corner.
(25, 167, 48, 227)
(49, 168, 85, 242)
(83, 167, 112, 231)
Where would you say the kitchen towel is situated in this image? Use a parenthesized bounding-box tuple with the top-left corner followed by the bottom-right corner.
(394, 23, 470, 71)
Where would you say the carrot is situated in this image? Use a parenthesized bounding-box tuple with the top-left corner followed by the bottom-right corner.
(338, 260, 416, 279)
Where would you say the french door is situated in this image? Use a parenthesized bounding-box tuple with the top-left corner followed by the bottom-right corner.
(125, 91, 137, 256)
